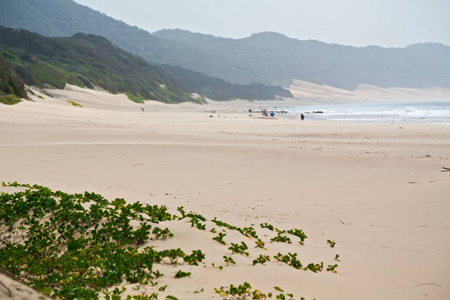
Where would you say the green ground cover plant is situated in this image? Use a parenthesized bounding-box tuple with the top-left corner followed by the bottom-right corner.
(228, 242, 249, 256)
(0, 183, 338, 299)
(213, 232, 227, 245)
(327, 240, 336, 248)
(261, 223, 308, 245)
(0, 94, 21, 105)
(67, 100, 82, 107)
(214, 282, 307, 300)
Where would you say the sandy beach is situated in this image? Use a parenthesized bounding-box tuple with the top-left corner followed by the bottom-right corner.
(1, 85, 449, 300)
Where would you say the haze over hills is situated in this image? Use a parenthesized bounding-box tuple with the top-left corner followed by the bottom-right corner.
(1, 0, 449, 93)
(154, 29, 450, 89)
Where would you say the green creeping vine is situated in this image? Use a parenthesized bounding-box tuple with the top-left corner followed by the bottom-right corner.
(255, 239, 266, 249)
(177, 206, 206, 230)
(252, 254, 271, 265)
(177, 207, 207, 230)
(174, 270, 191, 278)
(223, 255, 236, 266)
(67, 100, 82, 107)
(327, 240, 336, 248)
(287, 229, 308, 245)
(214, 282, 306, 300)
(0, 183, 339, 299)
(228, 242, 249, 256)
(271, 234, 292, 244)
(212, 218, 258, 239)
(213, 232, 227, 245)
(0, 183, 201, 299)
(261, 223, 308, 245)
(274, 253, 302, 270)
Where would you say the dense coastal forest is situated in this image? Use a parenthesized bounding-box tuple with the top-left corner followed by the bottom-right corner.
(0, 27, 197, 104)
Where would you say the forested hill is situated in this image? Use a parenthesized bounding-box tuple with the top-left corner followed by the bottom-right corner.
(158, 65, 293, 101)
(0, 27, 197, 104)
(154, 30, 450, 89)
(1, 0, 449, 90)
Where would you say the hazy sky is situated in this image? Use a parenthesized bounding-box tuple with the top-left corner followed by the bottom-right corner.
(73, 0, 450, 47)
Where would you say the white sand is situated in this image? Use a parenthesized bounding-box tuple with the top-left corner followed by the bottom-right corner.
(0, 85, 449, 299)
(289, 80, 450, 102)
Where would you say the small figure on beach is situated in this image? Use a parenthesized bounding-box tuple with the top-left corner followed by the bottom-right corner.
(270, 112, 275, 117)
(300, 113, 305, 121)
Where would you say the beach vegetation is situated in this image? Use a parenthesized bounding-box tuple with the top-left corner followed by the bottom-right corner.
(287, 229, 308, 245)
(271, 234, 292, 244)
(0, 183, 340, 299)
(252, 254, 271, 265)
(152, 226, 173, 239)
(305, 262, 324, 273)
(327, 240, 336, 248)
(260, 222, 275, 231)
(188, 216, 206, 230)
(274, 252, 303, 270)
(223, 255, 236, 266)
(326, 264, 338, 273)
(212, 232, 227, 245)
(215, 283, 301, 300)
(213, 218, 258, 239)
(255, 239, 266, 249)
(67, 100, 82, 107)
(174, 270, 191, 278)
(228, 242, 249, 256)
(0, 94, 21, 105)
(183, 249, 205, 266)
(238, 226, 258, 239)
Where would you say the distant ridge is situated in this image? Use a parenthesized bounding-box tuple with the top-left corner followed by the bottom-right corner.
(1, 0, 449, 91)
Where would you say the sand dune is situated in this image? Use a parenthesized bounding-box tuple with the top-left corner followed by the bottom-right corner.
(0, 86, 449, 299)
(289, 80, 450, 101)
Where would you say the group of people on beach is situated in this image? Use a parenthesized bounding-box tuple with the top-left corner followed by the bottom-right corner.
(249, 108, 305, 120)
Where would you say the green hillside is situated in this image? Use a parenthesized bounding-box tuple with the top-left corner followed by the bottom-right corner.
(0, 27, 198, 104)
(0, 56, 26, 104)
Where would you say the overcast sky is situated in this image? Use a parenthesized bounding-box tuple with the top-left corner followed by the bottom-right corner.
(73, 0, 450, 47)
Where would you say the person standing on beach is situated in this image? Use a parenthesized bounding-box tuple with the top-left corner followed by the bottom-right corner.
(301, 113, 305, 121)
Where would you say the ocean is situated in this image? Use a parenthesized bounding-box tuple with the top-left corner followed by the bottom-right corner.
(266, 101, 450, 125)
